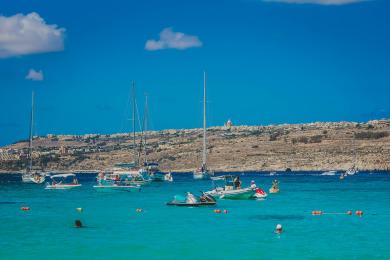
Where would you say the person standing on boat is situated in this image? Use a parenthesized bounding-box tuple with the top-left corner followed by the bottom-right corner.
(186, 192, 197, 204)
(234, 176, 241, 189)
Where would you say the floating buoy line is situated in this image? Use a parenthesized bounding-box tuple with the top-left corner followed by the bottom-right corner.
(312, 210, 364, 216)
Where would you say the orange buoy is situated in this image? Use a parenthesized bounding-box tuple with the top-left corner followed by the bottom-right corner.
(223, 209, 228, 214)
(346, 211, 352, 215)
(312, 210, 322, 215)
(214, 209, 221, 213)
(20, 207, 30, 211)
(355, 210, 363, 216)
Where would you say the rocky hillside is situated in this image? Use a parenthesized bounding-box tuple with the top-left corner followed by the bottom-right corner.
(1, 120, 390, 172)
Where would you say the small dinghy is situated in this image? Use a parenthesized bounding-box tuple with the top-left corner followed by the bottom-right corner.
(167, 192, 216, 207)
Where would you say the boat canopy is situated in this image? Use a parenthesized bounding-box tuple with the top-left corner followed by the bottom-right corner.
(114, 162, 136, 168)
(50, 173, 76, 178)
(211, 175, 234, 181)
(144, 162, 159, 167)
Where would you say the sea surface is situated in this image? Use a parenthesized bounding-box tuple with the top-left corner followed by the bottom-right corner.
(1, 171, 389, 259)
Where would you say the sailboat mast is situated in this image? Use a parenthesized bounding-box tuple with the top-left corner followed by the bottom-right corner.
(202, 71, 207, 167)
(131, 81, 137, 166)
(143, 94, 148, 163)
(28, 91, 34, 172)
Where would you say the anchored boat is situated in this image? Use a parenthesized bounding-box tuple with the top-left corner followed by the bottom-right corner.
(45, 174, 81, 190)
(205, 175, 255, 200)
(193, 72, 214, 180)
(22, 92, 46, 184)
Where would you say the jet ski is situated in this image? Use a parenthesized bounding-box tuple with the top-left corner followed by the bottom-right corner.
(253, 188, 268, 199)
(167, 192, 216, 207)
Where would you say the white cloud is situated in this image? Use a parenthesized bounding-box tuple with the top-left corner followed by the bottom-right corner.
(26, 69, 44, 81)
(0, 12, 65, 58)
(263, 0, 366, 5)
(145, 27, 202, 51)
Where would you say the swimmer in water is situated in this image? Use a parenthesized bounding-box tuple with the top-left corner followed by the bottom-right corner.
(75, 220, 83, 228)
(275, 224, 282, 234)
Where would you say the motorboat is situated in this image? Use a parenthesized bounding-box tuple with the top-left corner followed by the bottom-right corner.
(269, 171, 276, 176)
(93, 181, 140, 192)
(93, 169, 142, 191)
(96, 167, 151, 187)
(167, 192, 216, 207)
(321, 170, 337, 176)
(346, 166, 358, 176)
(205, 175, 256, 200)
(143, 162, 173, 182)
(22, 172, 46, 184)
(45, 174, 82, 189)
(164, 172, 173, 182)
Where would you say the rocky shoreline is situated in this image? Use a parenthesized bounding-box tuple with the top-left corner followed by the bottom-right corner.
(1, 119, 390, 173)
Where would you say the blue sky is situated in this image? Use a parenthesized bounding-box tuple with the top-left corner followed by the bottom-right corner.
(0, 0, 389, 146)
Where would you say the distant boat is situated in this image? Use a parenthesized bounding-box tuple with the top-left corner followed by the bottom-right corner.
(269, 171, 276, 176)
(94, 81, 151, 189)
(193, 72, 214, 180)
(141, 95, 172, 182)
(22, 92, 46, 184)
(45, 174, 81, 189)
(346, 167, 358, 176)
(93, 168, 143, 191)
(321, 170, 337, 176)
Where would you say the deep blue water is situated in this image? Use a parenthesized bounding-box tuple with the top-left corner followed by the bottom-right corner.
(1, 172, 390, 259)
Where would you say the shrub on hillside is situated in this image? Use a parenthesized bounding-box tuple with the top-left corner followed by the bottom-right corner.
(354, 131, 389, 140)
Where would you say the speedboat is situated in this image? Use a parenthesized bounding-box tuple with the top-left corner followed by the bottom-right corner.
(321, 170, 337, 176)
(144, 162, 173, 182)
(22, 172, 46, 184)
(346, 167, 358, 176)
(45, 174, 81, 189)
(167, 192, 216, 207)
(93, 171, 141, 192)
(95, 168, 150, 188)
(205, 175, 256, 200)
(164, 172, 173, 182)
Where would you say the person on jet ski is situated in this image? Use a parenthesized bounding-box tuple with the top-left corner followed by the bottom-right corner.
(186, 192, 197, 204)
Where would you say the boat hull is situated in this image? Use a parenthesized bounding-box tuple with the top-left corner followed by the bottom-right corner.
(93, 185, 140, 192)
(193, 171, 213, 180)
(22, 174, 45, 184)
(206, 188, 255, 200)
(45, 184, 82, 190)
(166, 201, 216, 207)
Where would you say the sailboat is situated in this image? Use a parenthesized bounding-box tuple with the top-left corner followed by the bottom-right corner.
(21, 92, 46, 184)
(141, 95, 173, 182)
(345, 136, 359, 176)
(193, 72, 214, 180)
(94, 81, 150, 190)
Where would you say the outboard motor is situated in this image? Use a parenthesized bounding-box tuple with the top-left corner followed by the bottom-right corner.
(200, 193, 216, 203)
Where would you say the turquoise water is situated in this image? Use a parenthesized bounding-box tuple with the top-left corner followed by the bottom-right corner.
(1, 172, 390, 259)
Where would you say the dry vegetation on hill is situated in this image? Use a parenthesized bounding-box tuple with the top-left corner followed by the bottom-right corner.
(1, 120, 390, 172)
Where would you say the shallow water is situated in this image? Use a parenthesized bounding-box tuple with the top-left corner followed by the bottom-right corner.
(1, 172, 389, 259)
